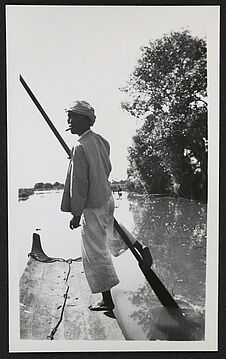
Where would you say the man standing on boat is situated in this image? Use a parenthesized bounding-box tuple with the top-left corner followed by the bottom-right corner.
(60, 100, 150, 314)
(61, 100, 121, 313)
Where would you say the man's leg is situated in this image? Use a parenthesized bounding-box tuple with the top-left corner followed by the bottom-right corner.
(82, 205, 119, 297)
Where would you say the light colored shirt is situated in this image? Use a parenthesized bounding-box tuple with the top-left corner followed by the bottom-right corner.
(61, 130, 112, 216)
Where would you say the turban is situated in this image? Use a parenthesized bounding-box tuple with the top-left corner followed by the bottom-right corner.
(66, 100, 96, 126)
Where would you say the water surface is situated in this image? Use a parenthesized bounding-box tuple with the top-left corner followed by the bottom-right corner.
(17, 190, 206, 339)
(112, 193, 206, 340)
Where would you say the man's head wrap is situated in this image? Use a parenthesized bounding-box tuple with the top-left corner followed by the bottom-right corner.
(65, 100, 96, 126)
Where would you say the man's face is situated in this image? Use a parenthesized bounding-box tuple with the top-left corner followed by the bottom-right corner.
(67, 112, 90, 135)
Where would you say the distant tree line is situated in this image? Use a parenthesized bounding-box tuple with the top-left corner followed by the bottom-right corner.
(18, 188, 34, 199)
(34, 182, 64, 190)
(18, 181, 64, 200)
(121, 30, 207, 200)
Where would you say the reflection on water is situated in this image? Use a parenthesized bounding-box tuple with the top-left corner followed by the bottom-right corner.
(127, 282, 205, 340)
(124, 194, 206, 340)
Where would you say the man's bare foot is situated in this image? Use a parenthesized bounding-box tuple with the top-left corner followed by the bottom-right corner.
(88, 300, 114, 311)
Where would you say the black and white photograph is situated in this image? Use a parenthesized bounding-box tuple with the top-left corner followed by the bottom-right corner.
(6, 4, 219, 352)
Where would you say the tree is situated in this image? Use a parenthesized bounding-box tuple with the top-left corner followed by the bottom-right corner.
(34, 182, 45, 190)
(121, 30, 207, 199)
(52, 181, 64, 189)
(43, 183, 53, 190)
(126, 167, 146, 194)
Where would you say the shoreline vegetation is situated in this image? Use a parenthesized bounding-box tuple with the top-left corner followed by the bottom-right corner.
(18, 179, 128, 201)
(18, 181, 64, 201)
(120, 30, 207, 202)
(18, 179, 206, 202)
(18, 178, 207, 202)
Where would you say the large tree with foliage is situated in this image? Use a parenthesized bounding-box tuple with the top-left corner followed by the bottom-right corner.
(121, 30, 207, 199)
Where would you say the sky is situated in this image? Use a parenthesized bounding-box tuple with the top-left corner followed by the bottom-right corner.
(6, 5, 218, 188)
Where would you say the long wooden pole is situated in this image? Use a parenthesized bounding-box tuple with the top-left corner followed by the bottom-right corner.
(20, 75, 181, 310)
(114, 219, 180, 308)
(19, 75, 71, 158)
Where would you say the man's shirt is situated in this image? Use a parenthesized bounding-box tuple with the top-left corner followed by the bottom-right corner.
(61, 130, 112, 216)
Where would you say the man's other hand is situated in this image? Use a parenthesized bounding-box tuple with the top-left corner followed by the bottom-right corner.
(69, 215, 81, 229)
